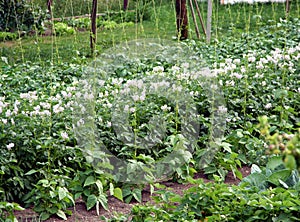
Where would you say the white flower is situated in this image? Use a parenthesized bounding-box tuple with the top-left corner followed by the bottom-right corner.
(5, 109, 12, 117)
(107, 122, 112, 127)
(153, 66, 164, 72)
(265, 103, 272, 109)
(218, 105, 228, 113)
(226, 80, 235, 86)
(2, 119, 7, 124)
(124, 105, 129, 112)
(231, 72, 243, 79)
(241, 66, 246, 73)
(171, 65, 180, 72)
(233, 59, 240, 64)
(248, 56, 256, 63)
(130, 107, 136, 113)
(261, 81, 266, 86)
(6, 143, 14, 150)
(132, 95, 140, 102)
(53, 104, 64, 113)
(161, 105, 171, 111)
(182, 63, 189, 68)
(77, 119, 84, 126)
(61, 131, 69, 140)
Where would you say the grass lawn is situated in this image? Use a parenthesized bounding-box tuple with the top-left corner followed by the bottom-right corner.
(0, 1, 298, 65)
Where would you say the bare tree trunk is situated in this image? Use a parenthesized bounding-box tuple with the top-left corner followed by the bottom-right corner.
(124, 0, 129, 10)
(90, 0, 97, 56)
(176, 0, 188, 40)
(47, 0, 53, 19)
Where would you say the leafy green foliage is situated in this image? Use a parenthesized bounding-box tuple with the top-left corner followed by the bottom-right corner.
(241, 156, 300, 190)
(0, 0, 46, 32)
(0, 189, 24, 222)
(117, 178, 300, 221)
(258, 116, 300, 172)
(54, 22, 76, 36)
(69, 169, 109, 215)
(0, 2, 299, 221)
(23, 175, 74, 220)
(0, 32, 17, 42)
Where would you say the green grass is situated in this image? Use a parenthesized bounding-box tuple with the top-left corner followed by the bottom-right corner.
(0, 1, 299, 65)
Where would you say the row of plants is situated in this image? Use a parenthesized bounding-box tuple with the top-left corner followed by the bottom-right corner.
(0, 15, 299, 222)
(109, 157, 300, 221)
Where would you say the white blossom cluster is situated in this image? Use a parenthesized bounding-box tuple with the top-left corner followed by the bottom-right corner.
(222, 0, 286, 4)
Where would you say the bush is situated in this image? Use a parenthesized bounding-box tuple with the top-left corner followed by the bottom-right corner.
(0, 32, 17, 41)
(0, 0, 46, 32)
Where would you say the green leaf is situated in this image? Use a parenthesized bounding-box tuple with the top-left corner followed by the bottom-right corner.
(87, 194, 97, 210)
(251, 164, 262, 174)
(40, 212, 50, 221)
(221, 142, 232, 153)
(84, 176, 96, 187)
(241, 172, 267, 190)
(58, 187, 67, 200)
(284, 155, 297, 170)
(25, 169, 38, 175)
(266, 156, 284, 170)
(122, 187, 132, 198)
(113, 188, 123, 201)
(98, 194, 108, 210)
(267, 169, 291, 186)
(56, 209, 67, 220)
(95, 180, 103, 194)
(132, 188, 142, 203)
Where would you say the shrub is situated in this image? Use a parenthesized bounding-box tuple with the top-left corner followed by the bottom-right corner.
(0, 32, 17, 41)
(0, 0, 46, 32)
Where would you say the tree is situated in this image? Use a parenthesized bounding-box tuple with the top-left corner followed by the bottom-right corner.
(176, 0, 188, 40)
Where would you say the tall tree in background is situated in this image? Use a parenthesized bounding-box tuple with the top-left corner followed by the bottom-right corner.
(176, 0, 188, 40)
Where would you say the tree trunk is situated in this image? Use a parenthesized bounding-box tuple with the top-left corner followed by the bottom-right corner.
(90, 0, 97, 56)
(47, 0, 52, 19)
(124, 0, 129, 10)
(176, 0, 188, 40)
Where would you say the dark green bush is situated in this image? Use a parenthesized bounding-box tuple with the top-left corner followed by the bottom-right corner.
(0, 0, 46, 32)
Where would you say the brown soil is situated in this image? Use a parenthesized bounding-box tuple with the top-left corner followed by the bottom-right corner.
(14, 166, 251, 222)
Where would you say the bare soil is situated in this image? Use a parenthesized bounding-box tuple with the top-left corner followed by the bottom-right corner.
(14, 166, 251, 222)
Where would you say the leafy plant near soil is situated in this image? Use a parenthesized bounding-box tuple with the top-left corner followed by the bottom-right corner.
(241, 156, 300, 190)
(23, 175, 74, 221)
(0, 189, 24, 222)
(110, 173, 300, 222)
